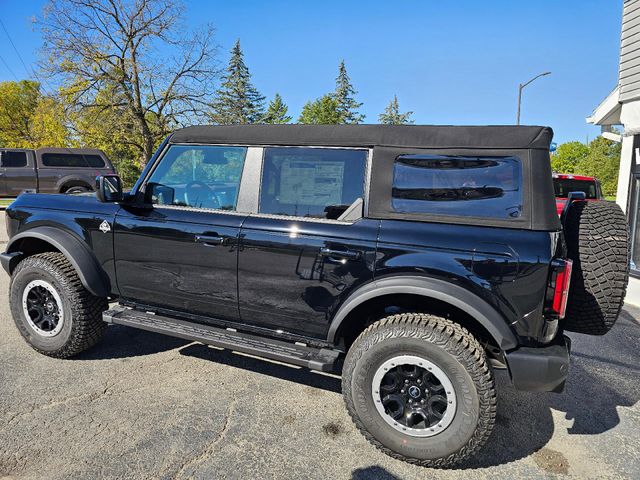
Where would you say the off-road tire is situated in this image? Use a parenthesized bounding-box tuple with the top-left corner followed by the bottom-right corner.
(342, 313, 496, 468)
(9, 252, 107, 358)
(563, 201, 630, 335)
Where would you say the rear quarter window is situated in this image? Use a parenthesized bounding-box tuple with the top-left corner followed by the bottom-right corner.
(85, 154, 106, 168)
(42, 153, 89, 167)
(392, 154, 523, 219)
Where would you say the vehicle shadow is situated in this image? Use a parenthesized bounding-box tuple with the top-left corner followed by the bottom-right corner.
(178, 343, 342, 393)
(351, 466, 400, 479)
(76, 324, 190, 360)
(77, 310, 638, 469)
(462, 311, 640, 468)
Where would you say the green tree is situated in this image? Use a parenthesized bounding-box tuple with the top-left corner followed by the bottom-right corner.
(41, 0, 218, 166)
(576, 136, 621, 197)
(378, 95, 414, 125)
(334, 60, 364, 124)
(262, 93, 292, 124)
(551, 141, 589, 173)
(298, 94, 341, 124)
(0, 80, 69, 148)
(70, 86, 142, 187)
(210, 39, 265, 124)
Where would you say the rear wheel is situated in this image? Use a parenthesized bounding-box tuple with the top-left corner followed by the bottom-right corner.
(563, 201, 630, 335)
(65, 186, 90, 194)
(342, 313, 496, 468)
(9, 252, 107, 358)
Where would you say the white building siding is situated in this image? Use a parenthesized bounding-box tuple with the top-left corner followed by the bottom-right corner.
(620, 0, 640, 101)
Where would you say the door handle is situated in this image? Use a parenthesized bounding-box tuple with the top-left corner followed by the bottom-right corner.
(195, 235, 226, 246)
(319, 247, 361, 261)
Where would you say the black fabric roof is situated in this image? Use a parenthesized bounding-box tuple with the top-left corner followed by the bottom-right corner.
(170, 124, 553, 150)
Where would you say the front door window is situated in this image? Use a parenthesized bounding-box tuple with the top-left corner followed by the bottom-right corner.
(146, 145, 247, 211)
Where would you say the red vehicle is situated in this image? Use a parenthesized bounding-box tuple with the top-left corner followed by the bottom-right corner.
(552, 173, 603, 215)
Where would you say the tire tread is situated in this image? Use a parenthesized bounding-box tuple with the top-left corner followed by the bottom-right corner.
(342, 313, 496, 468)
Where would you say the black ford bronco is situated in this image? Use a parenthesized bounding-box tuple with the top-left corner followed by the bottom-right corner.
(1, 125, 630, 467)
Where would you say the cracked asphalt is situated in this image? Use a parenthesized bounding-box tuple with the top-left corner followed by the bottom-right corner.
(0, 212, 639, 479)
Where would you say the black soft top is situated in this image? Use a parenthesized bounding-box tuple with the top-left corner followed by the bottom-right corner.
(170, 124, 553, 150)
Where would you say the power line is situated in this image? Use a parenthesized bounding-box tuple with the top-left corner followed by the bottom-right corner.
(0, 18, 54, 95)
(0, 53, 19, 81)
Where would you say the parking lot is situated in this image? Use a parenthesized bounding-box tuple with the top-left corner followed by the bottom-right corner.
(0, 212, 638, 480)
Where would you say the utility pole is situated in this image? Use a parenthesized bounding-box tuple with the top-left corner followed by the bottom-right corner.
(516, 71, 551, 125)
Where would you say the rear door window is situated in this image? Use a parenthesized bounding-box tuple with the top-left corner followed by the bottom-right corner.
(259, 147, 367, 220)
(1, 151, 28, 167)
(392, 154, 523, 219)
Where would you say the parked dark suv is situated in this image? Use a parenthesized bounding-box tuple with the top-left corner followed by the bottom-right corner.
(0, 125, 629, 467)
(0, 147, 115, 196)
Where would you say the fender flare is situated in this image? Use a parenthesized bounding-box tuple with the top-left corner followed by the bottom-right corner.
(4, 226, 110, 297)
(327, 275, 518, 350)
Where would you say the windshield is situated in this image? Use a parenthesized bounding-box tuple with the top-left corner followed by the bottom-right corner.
(553, 178, 598, 199)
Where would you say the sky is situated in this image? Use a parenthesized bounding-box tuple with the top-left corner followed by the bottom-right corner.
(0, 0, 624, 145)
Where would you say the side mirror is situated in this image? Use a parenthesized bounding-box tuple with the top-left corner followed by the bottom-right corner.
(96, 174, 123, 202)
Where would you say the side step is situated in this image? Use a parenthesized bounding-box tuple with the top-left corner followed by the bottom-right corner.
(103, 306, 341, 372)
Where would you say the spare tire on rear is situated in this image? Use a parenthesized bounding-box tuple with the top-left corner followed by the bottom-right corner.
(563, 200, 630, 335)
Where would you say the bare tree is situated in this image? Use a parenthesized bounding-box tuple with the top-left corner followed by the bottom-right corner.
(40, 0, 218, 164)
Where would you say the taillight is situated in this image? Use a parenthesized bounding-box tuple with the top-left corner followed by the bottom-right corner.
(549, 259, 573, 319)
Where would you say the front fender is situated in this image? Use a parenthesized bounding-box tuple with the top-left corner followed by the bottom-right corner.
(327, 275, 519, 350)
(3, 226, 111, 297)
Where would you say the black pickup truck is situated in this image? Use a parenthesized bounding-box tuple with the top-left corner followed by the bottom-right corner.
(0, 125, 630, 468)
(0, 147, 115, 196)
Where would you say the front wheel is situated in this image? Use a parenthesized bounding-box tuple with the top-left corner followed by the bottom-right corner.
(342, 313, 496, 468)
(9, 252, 107, 358)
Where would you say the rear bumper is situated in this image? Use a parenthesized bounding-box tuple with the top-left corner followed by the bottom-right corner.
(505, 335, 571, 393)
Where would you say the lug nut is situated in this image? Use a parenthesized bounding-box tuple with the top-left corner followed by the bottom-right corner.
(404, 379, 409, 384)
(400, 389, 405, 393)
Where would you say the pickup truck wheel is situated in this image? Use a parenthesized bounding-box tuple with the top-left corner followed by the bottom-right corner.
(65, 186, 90, 194)
(563, 201, 630, 335)
(342, 313, 496, 468)
(9, 252, 107, 358)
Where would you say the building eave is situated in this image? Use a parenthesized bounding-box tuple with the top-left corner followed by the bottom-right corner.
(586, 86, 622, 126)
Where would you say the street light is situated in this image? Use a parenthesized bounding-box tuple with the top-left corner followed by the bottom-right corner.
(516, 71, 551, 125)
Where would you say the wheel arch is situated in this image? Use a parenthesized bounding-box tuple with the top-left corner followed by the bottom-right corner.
(58, 176, 94, 193)
(3, 226, 110, 297)
(328, 276, 518, 351)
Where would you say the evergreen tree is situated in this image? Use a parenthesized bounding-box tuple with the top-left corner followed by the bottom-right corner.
(262, 93, 292, 124)
(378, 95, 414, 125)
(210, 40, 265, 124)
(334, 60, 364, 124)
(298, 94, 341, 124)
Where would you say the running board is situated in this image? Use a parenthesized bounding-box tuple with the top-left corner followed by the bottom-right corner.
(103, 306, 341, 372)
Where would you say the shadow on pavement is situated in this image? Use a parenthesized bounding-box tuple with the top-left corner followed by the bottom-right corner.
(179, 343, 342, 393)
(76, 324, 190, 360)
(351, 466, 400, 479)
(75, 308, 638, 469)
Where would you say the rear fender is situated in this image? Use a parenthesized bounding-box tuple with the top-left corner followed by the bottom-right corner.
(327, 275, 519, 350)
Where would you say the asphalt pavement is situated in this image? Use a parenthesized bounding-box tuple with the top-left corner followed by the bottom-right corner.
(0, 212, 638, 479)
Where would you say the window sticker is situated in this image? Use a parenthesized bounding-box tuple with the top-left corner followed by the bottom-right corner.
(279, 159, 345, 206)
